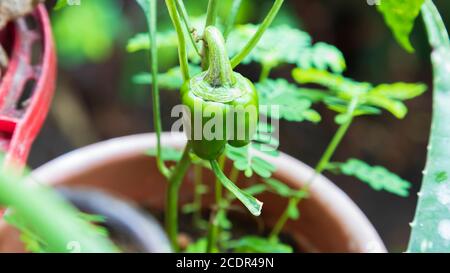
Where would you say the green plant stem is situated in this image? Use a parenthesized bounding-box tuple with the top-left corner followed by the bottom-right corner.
(224, 0, 243, 39)
(192, 164, 204, 226)
(259, 63, 273, 82)
(165, 0, 190, 81)
(230, 0, 285, 68)
(0, 173, 117, 252)
(165, 143, 192, 252)
(175, 0, 201, 56)
(206, 155, 225, 253)
(148, 0, 170, 179)
(229, 165, 240, 182)
(269, 98, 359, 240)
(202, 0, 220, 70)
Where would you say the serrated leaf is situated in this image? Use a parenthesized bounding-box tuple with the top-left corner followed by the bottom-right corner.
(257, 79, 322, 123)
(336, 158, 411, 197)
(294, 68, 426, 120)
(133, 65, 201, 90)
(227, 24, 346, 72)
(377, 0, 425, 53)
(225, 121, 279, 179)
(226, 236, 293, 253)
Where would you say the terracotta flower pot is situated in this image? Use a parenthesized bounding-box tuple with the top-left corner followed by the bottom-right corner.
(0, 133, 386, 253)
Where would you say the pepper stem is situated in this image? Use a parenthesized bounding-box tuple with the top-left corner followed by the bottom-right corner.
(204, 26, 235, 87)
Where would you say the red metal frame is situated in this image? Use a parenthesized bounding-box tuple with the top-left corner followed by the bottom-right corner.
(0, 5, 56, 170)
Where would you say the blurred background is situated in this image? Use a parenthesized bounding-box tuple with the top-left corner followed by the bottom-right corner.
(29, 0, 450, 252)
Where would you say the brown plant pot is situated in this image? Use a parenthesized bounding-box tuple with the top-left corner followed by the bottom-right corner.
(0, 133, 386, 253)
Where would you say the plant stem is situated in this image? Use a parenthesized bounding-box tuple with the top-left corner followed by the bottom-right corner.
(229, 165, 240, 183)
(165, 143, 192, 252)
(230, 0, 285, 68)
(224, 0, 243, 39)
(206, 155, 225, 253)
(165, 0, 190, 81)
(202, 0, 220, 70)
(259, 63, 273, 82)
(148, 0, 170, 178)
(192, 164, 204, 226)
(269, 98, 359, 239)
(175, 0, 201, 57)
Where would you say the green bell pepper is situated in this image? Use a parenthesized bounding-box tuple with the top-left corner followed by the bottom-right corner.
(181, 26, 259, 160)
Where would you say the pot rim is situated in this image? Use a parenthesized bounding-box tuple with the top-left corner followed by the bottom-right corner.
(29, 132, 386, 253)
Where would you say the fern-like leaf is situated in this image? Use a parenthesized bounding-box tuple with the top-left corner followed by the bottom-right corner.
(331, 158, 411, 197)
(256, 79, 322, 123)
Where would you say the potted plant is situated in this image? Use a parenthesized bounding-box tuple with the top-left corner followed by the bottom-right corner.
(0, 0, 447, 254)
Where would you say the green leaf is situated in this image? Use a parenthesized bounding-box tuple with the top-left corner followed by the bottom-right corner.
(369, 83, 427, 100)
(225, 121, 279, 179)
(287, 200, 300, 220)
(54, 0, 69, 10)
(377, 0, 425, 53)
(335, 158, 411, 197)
(293, 68, 426, 120)
(126, 31, 178, 53)
(210, 160, 263, 216)
(53, 0, 124, 65)
(226, 236, 293, 253)
(227, 24, 346, 72)
(408, 0, 450, 253)
(292, 68, 372, 96)
(133, 65, 202, 90)
(256, 79, 322, 123)
(145, 147, 182, 161)
(185, 238, 208, 253)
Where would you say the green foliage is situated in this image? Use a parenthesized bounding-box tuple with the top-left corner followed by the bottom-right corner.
(133, 65, 202, 90)
(52, 0, 125, 65)
(127, 31, 179, 53)
(227, 24, 346, 72)
(408, 0, 450, 253)
(128, 23, 346, 73)
(330, 158, 411, 197)
(225, 236, 293, 253)
(146, 147, 183, 161)
(292, 68, 427, 120)
(185, 238, 209, 253)
(4, 209, 111, 253)
(263, 178, 307, 199)
(54, 0, 69, 10)
(256, 79, 321, 123)
(377, 0, 425, 53)
(225, 122, 279, 178)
